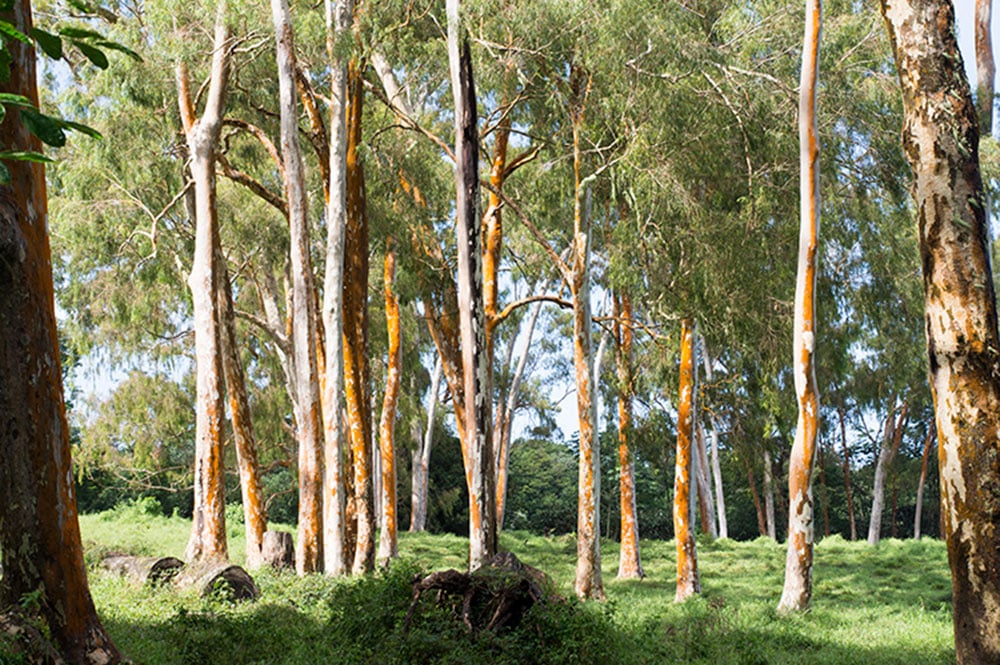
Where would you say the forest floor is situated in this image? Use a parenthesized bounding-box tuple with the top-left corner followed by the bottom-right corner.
(74, 501, 954, 664)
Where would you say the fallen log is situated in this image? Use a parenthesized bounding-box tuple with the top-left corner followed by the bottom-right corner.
(175, 562, 260, 602)
(102, 555, 185, 586)
(403, 551, 551, 634)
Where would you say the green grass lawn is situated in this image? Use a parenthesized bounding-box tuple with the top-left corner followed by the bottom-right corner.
(77, 505, 954, 664)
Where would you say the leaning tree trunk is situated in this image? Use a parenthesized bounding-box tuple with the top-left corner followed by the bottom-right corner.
(322, 0, 352, 577)
(377, 241, 402, 566)
(447, 0, 496, 571)
(177, 3, 232, 565)
(674, 318, 700, 603)
(411, 356, 441, 532)
(868, 400, 907, 545)
(976, 0, 995, 136)
(272, 0, 324, 574)
(778, 0, 821, 614)
(0, 4, 122, 662)
(695, 421, 717, 537)
(914, 426, 936, 539)
(615, 293, 644, 579)
(881, 2, 1000, 660)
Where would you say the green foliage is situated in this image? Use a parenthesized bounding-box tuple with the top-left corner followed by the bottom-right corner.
(505, 438, 577, 534)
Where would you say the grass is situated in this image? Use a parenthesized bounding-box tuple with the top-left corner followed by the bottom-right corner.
(75, 507, 955, 664)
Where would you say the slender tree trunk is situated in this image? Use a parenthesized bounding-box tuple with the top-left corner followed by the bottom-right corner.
(377, 241, 402, 566)
(817, 442, 830, 538)
(763, 449, 777, 540)
(745, 457, 768, 537)
(702, 342, 727, 539)
(177, 4, 231, 565)
(695, 420, 717, 537)
(838, 404, 858, 540)
(411, 356, 441, 532)
(216, 257, 267, 569)
(447, 0, 497, 571)
(881, 2, 1000, 659)
(342, 61, 374, 575)
(322, 0, 351, 577)
(977, 0, 995, 135)
(778, 0, 821, 613)
(914, 426, 936, 539)
(495, 297, 543, 530)
(869, 400, 907, 545)
(272, 0, 324, 574)
(615, 294, 644, 579)
(0, 4, 121, 662)
(674, 318, 700, 602)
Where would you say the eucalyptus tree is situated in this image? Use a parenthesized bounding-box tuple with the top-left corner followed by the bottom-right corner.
(881, 1, 1000, 659)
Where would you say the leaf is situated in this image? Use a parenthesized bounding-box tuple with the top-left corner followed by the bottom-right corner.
(0, 93, 35, 108)
(57, 119, 102, 140)
(59, 27, 105, 41)
(0, 19, 30, 44)
(0, 161, 9, 185)
(30, 28, 63, 60)
(0, 150, 54, 163)
(72, 40, 108, 70)
(95, 39, 141, 62)
(21, 109, 66, 148)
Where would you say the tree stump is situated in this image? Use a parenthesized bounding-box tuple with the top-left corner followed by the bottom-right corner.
(403, 551, 551, 634)
(261, 530, 294, 570)
(102, 555, 185, 586)
(175, 563, 260, 602)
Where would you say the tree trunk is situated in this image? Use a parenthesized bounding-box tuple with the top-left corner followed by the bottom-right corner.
(322, 0, 352, 577)
(271, 0, 324, 574)
(914, 426, 936, 539)
(695, 420, 717, 538)
(778, 0, 821, 614)
(881, 2, 1000, 659)
(674, 318, 700, 603)
(343, 61, 374, 575)
(976, 0, 995, 135)
(837, 404, 858, 540)
(702, 342, 727, 539)
(615, 294, 644, 579)
(0, 6, 123, 662)
(744, 457, 768, 537)
(869, 399, 907, 545)
(447, 0, 497, 571)
(177, 3, 232, 565)
(763, 449, 776, 540)
(411, 356, 441, 532)
(377, 241, 402, 566)
(817, 442, 830, 538)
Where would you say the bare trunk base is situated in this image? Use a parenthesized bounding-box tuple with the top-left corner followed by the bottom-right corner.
(262, 530, 295, 570)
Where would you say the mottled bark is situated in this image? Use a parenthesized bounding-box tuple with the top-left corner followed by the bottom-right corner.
(695, 421, 717, 538)
(778, 0, 821, 614)
(881, 3, 1000, 658)
(377, 242, 402, 566)
(447, 0, 497, 571)
(868, 400, 907, 545)
(674, 318, 700, 603)
(344, 62, 374, 575)
(411, 356, 441, 532)
(272, 0, 324, 574)
(976, 0, 995, 135)
(322, 0, 352, 577)
(0, 5, 122, 662)
(914, 426, 936, 539)
(615, 294, 644, 579)
(763, 449, 777, 540)
(177, 4, 231, 565)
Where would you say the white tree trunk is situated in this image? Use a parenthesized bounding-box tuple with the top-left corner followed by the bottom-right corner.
(763, 449, 776, 541)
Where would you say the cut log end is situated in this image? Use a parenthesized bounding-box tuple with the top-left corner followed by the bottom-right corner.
(102, 555, 186, 586)
(176, 563, 260, 602)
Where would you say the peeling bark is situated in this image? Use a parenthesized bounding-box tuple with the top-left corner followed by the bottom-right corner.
(763, 449, 776, 540)
(881, 2, 1000, 658)
(0, 3, 121, 662)
(674, 318, 700, 603)
(615, 294, 644, 579)
(377, 242, 402, 566)
(778, 0, 821, 614)
(976, 0, 995, 135)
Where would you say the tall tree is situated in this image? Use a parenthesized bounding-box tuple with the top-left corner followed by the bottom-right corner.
(976, 0, 995, 135)
(411, 356, 442, 532)
(0, 3, 122, 662)
(377, 239, 402, 566)
(615, 293, 644, 579)
(271, 0, 324, 574)
(322, 0, 352, 577)
(446, 0, 497, 570)
(177, 1, 232, 565)
(779, 0, 821, 613)
(914, 425, 936, 539)
(867, 399, 907, 545)
(881, 1, 1000, 659)
(674, 317, 700, 602)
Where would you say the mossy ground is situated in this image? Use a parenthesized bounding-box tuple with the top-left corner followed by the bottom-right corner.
(76, 506, 953, 664)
